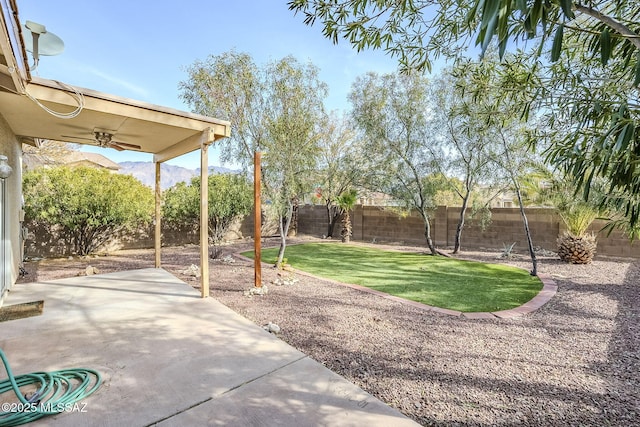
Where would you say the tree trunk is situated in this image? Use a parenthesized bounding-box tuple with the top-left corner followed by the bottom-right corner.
(453, 192, 470, 254)
(515, 185, 537, 276)
(276, 203, 293, 267)
(289, 196, 299, 237)
(341, 210, 351, 243)
(325, 202, 339, 237)
(421, 211, 437, 255)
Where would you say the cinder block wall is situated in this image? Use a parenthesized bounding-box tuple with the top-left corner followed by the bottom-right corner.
(449, 207, 561, 252)
(589, 219, 640, 257)
(297, 204, 328, 236)
(25, 204, 640, 259)
(295, 204, 640, 258)
(359, 206, 426, 245)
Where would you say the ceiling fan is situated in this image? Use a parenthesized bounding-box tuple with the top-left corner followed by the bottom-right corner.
(61, 128, 142, 151)
(92, 131, 141, 151)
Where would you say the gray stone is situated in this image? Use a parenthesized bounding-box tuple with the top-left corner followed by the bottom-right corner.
(244, 285, 269, 297)
(263, 322, 281, 334)
(85, 265, 99, 276)
(180, 264, 200, 278)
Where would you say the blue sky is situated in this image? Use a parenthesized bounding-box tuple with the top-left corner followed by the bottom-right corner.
(17, 0, 400, 169)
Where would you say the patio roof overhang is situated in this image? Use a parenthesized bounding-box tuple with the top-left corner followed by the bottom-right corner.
(0, 77, 230, 162)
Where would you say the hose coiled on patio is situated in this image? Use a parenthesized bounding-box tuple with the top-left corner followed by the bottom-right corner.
(0, 347, 101, 426)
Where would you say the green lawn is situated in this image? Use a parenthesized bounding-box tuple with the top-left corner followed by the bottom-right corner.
(243, 242, 542, 312)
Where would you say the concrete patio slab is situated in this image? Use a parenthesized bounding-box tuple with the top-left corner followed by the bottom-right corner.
(158, 357, 413, 426)
(0, 269, 418, 426)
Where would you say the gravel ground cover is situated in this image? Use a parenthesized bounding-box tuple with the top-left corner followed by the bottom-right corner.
(17, 237, 640, 426)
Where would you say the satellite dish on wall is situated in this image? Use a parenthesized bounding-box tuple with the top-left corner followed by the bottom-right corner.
(22, 20, 64, 70)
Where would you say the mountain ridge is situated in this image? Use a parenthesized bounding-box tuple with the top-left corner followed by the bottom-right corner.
(117, 161, 240, 189)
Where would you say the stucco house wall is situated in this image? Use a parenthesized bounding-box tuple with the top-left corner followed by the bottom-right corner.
(0, 113, 23, 303)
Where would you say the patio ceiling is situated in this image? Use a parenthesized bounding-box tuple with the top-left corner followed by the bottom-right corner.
(0, 77, 230, 163)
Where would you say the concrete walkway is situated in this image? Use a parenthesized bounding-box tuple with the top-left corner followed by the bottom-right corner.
(0, 269, 419, 426)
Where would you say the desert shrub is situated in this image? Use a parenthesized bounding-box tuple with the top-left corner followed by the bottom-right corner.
(23, 166, 154, 255)
(162, 173, 253, 257)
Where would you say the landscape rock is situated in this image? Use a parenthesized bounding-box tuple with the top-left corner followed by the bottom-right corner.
(85, 265, 99, 276)
(263, 322, 281, 334)
(180, 264, 201, 278)
(244, 285, 268, 297)
(272, 272, 299, 286)
(221, 255, 236, 264)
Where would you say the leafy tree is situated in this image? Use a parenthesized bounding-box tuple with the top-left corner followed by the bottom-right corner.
(22, 140, 79, 165)
(431, 71, 499, 254)
(350, 71, 439, 254)
(288, 1, 639, 78)
(453, 58, 542, 274)
(315, 112, 370, 237)
(492, 119, 539, 275)
(163, 174, 253, 258)
(536, 33, 640, 231)
(519, 166, 556, 208)
(23, 166, 153, 256)
(261, 57, 326, 265)
(180, 50, 265, 169)
(336, 188, 358, 242)
(180, 52, 327, 267)
(467, 37, 640, 233)
(288, 0, 640, 228)
(288, 0, 475, 72)
(161, 182, 198, 226)
(428, 174, 464, 207)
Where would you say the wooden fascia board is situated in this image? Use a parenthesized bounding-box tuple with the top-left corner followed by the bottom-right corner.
(153, 127, 219, 164)
(0, 11, 26, 94)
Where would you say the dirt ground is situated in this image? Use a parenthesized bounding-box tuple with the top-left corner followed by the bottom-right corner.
(16, 237, 640, 426)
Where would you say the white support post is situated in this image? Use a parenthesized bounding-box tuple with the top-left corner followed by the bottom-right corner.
(200, 140, 210, 298)
(154, 161, 162, 268)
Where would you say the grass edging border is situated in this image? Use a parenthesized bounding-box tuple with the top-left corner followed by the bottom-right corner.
(232, 252, 557, 320)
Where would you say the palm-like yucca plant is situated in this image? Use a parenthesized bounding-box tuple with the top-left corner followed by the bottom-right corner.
(521, 165, 601, 264)
(336, 189, 358, 243)
(557, 203, 599, 264)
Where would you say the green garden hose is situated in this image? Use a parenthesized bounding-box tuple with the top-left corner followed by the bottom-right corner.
(0, 347, 101, 426)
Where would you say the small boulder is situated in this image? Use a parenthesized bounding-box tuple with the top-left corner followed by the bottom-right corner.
(244, 285, 269, 297)
(263, 322, 281, 334)
(181, 264, 201, 278)
(85, 265, 99, 276)
(221, 255, 236, 264)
